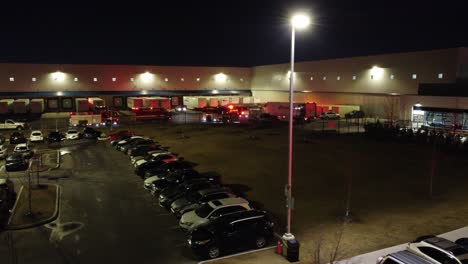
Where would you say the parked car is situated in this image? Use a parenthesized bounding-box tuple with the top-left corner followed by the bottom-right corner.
(188, 210, 274, 259)
(130, 148, 170, 165)
(158, 178, 218, 209)
(345, 110, 365, 119)
(175, 105, 187, 112)
(110, 135, 136, 146)
(143, 160, 194, 179)
(5, 153, 28, 171)
(135, 160, 165, 177)
(456, 238, 468, 251)
(0, 144, 7, 159)
(107, 130, 136, 141)
(127, 144, 161, 157)
(47, 131, 65, 143)
(407, 236, 468, 264)
(81, 127, 102, 139)
(119, 138, 153, 153)
(29, 130, 44, 143)
(170, 188, 235, 218)
(146, 169, 203, 193)
(320, 111, 340, 119)
(66, 129, 80, 140)
(13, 143, 34, 159)
(0, 119, 26, 130)
(0, 134, 6, 144)
(10, 132, 27, 145)
(115, 136, 144, 149)
(134, 152, 177, 167)
(179, 197, 252, 231)
(377, 250, 435, 264)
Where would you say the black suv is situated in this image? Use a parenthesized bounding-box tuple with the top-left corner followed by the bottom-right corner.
(47, 131, 65, 143)
(5, 153, 28, 171)
(10, 132, 27, 144)
(188, 210, 274, 259)
(81, 127, 102, 139)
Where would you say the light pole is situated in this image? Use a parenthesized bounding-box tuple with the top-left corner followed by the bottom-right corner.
(284, 13, 311, 240)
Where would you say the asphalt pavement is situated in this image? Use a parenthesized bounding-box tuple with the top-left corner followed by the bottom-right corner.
(0, 140, 197, 264)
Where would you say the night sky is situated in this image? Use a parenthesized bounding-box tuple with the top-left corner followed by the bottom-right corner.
(0, 1, 467, 66)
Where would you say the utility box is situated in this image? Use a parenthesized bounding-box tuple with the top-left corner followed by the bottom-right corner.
(286, 239, 300, 262)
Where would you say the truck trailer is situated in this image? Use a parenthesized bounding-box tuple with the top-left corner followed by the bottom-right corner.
(88, 97, 106, 111)
(75, 98, 90, 112)
(13, 99, 30, 114)
(0, 99, 14, 114)
(30, 99, 45, 114)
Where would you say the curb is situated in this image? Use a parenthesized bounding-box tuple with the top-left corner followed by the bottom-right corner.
(6, 184, 61, 231)
(6, 185, 24, 227)
(198, 246, 276, 264)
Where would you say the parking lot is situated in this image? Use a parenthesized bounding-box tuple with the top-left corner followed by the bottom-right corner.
(1, 121, 468, 263)
(1, 140, 198, 264)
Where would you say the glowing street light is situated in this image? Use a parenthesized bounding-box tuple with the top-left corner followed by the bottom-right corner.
(284, 13, 311, 241)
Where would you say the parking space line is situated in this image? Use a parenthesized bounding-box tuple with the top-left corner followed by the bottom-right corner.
(197, 246, 276, 264)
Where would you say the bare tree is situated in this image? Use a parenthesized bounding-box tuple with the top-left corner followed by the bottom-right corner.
(383, 95, 400, 125)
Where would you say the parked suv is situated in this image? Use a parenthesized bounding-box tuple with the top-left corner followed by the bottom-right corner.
(188, 210, 274, 259)
(179, 197, 252, 231)
(170, 188, 235, 218)
(407, 236, 468, 264)
(377, 250, 435, 264)
(0, 179, 16, 228)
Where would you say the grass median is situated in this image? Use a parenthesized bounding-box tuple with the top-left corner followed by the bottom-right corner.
(8, 184, 60, 230)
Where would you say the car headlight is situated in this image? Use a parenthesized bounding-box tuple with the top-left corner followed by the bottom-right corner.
(159, 195, 164, 199)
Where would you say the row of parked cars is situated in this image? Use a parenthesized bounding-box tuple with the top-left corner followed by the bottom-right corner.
(379, 235, 468, 264)
(107, 130, 275, 259)
(1, 127, 104, 172)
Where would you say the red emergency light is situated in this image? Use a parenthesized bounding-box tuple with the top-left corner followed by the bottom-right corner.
(228, 105, 234, 110)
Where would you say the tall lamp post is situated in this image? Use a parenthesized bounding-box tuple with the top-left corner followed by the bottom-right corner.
(284, 13, 311, 240)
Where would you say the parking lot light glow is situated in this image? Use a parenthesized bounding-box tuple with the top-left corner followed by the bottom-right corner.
(291, 14, 311, 29)
(56, 91, 63, 96)
(415, 103, 422, 107)
(141, 72, 154, 82)
(370, 66, 384, 80)
(52, 71, 65, 81)
(214, 73, 227, 82)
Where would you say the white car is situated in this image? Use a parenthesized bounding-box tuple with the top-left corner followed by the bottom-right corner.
(407, 236, 468, 264)
(0, 144, 7, 159)
(13, 143, 33, 159)
(134, 152, 172, 167)
(29, 130, 44, 143)
(131, 149, 168, 165)
(179, 197, 252, 231)
(320, 111, 340, 119)
(66, 129, 80, 140)
(117, 136, 143, 145)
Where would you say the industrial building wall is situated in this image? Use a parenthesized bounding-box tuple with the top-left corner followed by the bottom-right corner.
(250, 48, 460, 95)
(0, 64, 253, 94)
(400, 95, 468, 120)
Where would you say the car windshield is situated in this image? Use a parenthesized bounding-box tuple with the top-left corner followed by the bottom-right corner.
(7, 155, 22, 161)
(195, 203, 215, 218)
(32, 132, 41, 136)
(68, 131, 77, 134)
(15, 146, 27, 151)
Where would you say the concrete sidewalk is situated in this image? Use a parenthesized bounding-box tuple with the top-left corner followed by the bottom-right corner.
(202, 226, 468, 264)
(199, 247, 292, 264)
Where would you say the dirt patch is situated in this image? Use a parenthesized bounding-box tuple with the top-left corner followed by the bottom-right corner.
(8, 184, 59, 230)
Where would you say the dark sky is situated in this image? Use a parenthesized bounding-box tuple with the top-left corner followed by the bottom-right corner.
(0, 0, 467, 66)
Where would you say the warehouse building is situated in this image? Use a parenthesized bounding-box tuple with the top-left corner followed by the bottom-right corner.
(0, 47, 467, 127)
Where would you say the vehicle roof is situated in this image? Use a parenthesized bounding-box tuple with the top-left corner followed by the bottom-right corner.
(209, 210, 267, 227)
(31, 130, 42, 133)
(67, 129, 78, 132)
(388, 250, 435, 264)
(208, 197, 248, 208)
(423, 237, 468, 255)
(15, 143, 27, 147)
(198, 188, 228, 196)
